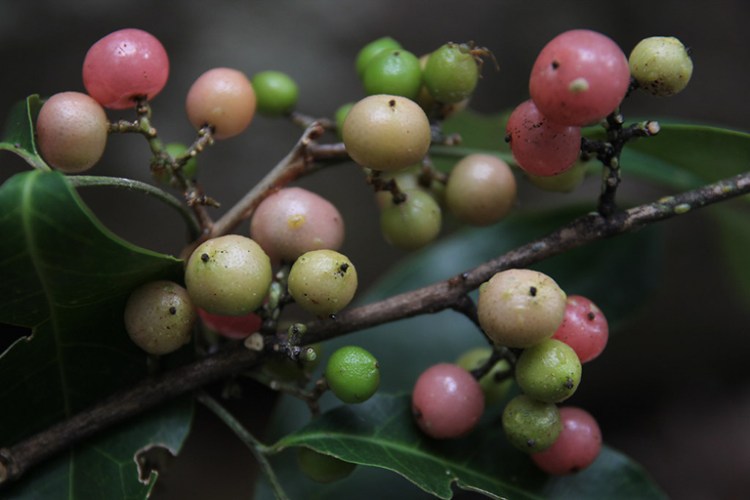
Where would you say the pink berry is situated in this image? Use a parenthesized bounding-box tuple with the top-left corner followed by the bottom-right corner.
(412, 363, 485, 439)
(529, 30, 630, 126)
(83, 28, 169, 109)
(197, 308, 262, 340)
(552, 295, 609, 363)
(506, 100, 581, 176)
(250, 187, 345, 264)
(531, 406, 602, 475)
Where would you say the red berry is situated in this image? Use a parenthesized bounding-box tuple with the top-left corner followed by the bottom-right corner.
(552, 295, 609, 363)
(412, 363, 485, 439)
(506, 99, 581, 176)
(531, 406, 602, 475)
(529, 30, 630, 126)
(197, 308, 261, 340)
(83, 28, 169, 109)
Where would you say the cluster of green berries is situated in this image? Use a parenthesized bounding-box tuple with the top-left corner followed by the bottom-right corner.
(506, 30, 693, 191)
(35, 28, 300, 178)
(409, 268, 609, 476)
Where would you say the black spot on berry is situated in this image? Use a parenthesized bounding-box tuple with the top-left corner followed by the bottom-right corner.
(200, 253, 210, 263)
(551, 60, 560, 70)
(389, 99, 396, 107)
(169, 306, 177, 315)
(529, 286, 537, 297)
(527, 438, 536, 448)
(587, 312, 596, 321)
(564, 377, 574, 389)
(339, 263, 349, 274)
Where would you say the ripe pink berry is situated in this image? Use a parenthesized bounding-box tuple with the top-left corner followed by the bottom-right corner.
(552, 295, 609, 363)
(506, 99, 581, 176)
(197, 308, 261, 340)
(83, 28, 169, 109)
(529, 29, 630, 126)
(411, 363, 485, 439)
(531, 406, 602, 475)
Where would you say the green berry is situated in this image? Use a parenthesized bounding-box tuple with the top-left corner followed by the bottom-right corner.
(423, 43, 480, 104)
(287, 249, 358, 317)
(251, 70, 299, 116)
(325, 345, 380, 404)
(515, 339, 582, 403)
(502, 394, 562, 453)
(334, 102, 354, 138)
(124, 280, 196, 355)
(477, 269, 567, 348)
(297, 447, 356, 483)
(154, 142, 198, 184)
(629, 36, 693, 96)
(455, 347, 513, 405)
(355, 36, 402, 78)
(526, 161, 587, 193)
(342, 94, 431, 172)
(184, 235, 272, 316)
(380, 189, 442, 250)
(363, 49, 422, 100)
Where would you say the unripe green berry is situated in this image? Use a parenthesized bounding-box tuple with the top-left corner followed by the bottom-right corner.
(423, 43, 480, 104)
(297, 447, 356, 483)
(380, 189, 442, 250)
(629, 36, 693, 96)
(455, 347, 513, 405)
(334, 102, 354, 138)
(124, 280, 196, 355)
(325, 345, 380, 404)
(251, 70, 299, 116)
(355, 36, 402, 78)
(526, 161, 587, 193)
(502, 394, 562, 453)
(477, 269, 567, 348)
(342, 94, 431, 172)
(363, 49, 422, 100)
(184, 235, 272, 316)
(154, 142, 198, 184)
(288, 249, 357, 317)
(515, 339, 582, 403)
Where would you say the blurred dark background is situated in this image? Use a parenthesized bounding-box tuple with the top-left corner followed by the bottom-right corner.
(2, 1, 749, 498)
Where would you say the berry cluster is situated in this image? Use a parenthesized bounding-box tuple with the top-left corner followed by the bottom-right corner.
(410, 268, 610, 475)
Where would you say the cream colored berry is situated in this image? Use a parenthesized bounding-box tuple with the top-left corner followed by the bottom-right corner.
(288, 249, 357, 317)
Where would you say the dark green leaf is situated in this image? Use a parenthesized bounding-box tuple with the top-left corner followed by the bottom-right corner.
(4, 399, 194, 500)
(0, 95, 50, 170)
(0, 170, 190, 498)
(272, 394, 665, 500)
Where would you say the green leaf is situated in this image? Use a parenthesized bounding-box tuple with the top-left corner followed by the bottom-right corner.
(0, 170, 190, 497)
(0, 95, 50, 170)
(4, 398, 194, 500)
(272, 394, 665, 500)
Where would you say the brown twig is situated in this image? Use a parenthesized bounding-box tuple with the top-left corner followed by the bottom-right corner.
(1, 168, 749, 488)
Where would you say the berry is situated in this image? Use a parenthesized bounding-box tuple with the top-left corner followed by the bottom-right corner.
(184, 235, 272, 316)
(551, 295, 609, 363)
(154, 142, 198, 184)
(506, 99, 581, 176)
(412, 363, 485, 439)
(423, 43, 480, 104)
(82, 28, 169, 110)
(251, 70, 299, 116)
(529, 29, 630, 126)
(531, 406, 602, 475)
(185, 68, 257, 140)
(287, 249, 357, 317)
(342, 94, 431, 172)
(123, 280, 196, 355)
(380, 189, 442, 250)
(324, 345, 379, 404)
(334, 102, 354, 138)
(455, 347, 513, 405)
(197, 308, 261, 340)
(355, 36, 402, 78)
(629, 36, 693, 96)
(502, 394, 562, 453)
(363, 49, 422, 99)
(445, 154, 517, 226)
(250, 187, 345, 264)
(297, 447, 356, 483)
(477, 269, 567, 348)
(36, 91, 108, 173)
(515, 339, 582, 403)
(526, 161, 587, 193)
